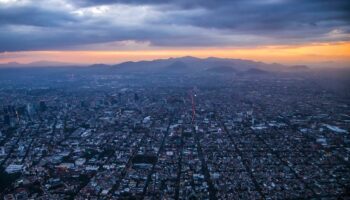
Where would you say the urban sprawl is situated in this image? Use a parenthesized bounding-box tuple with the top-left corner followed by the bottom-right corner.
(0, 72, 349, 199)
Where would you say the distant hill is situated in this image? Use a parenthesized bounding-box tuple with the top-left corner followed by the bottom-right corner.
(163, 61, 189, 73)
(288, 65, 309, 71)
(27, 61, 76, 67)
(244, 68, 269, 75)
(0, 61, 80, 68)
(110, 56, 290, 74)
(0, 62, 21, 68)
(166, 61, 188, 70)
(89, 63, 111, 68)
(0, 56, 313, 75)
(206, 66, 237, 73)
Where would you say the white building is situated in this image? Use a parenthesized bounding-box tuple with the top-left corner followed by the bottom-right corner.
(5, 164, 23, 174)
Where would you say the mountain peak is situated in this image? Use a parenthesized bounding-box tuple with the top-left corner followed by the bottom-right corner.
(89, 63, 110, 68)
(176, 56, 201, 62)
(164, 61, 189, 72)
(245, 68, 269, 74)
(206, 66, 237, 73)
(288, 65, 309, 70)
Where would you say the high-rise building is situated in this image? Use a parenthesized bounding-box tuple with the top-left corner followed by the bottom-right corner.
(27, 103, 35, 116)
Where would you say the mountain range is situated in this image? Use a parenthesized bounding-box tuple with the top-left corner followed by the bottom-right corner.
(0, 56, 309, 74)
(107, 56, 309, 74)
(0, 61, 82, 68)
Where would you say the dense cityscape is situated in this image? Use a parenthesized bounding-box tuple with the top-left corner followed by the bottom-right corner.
(1, 0, 350, 199)
(0, 68, 349, 199)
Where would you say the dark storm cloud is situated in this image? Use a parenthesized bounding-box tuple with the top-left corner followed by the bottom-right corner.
(0, 23, 165, 51)
(151, 0, 350, 42)
(0, 0, 349, 51)
(72, 0, 350, 31)
(0, 6, 76, 27)
(188, 1, 350, 32)
(76, 0, 237, 9)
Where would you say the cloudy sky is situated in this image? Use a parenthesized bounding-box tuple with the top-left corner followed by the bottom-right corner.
(0, 0, 349, 65)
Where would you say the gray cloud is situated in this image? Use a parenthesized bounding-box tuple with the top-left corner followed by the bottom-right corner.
(0, 6, 76, 27)
(0, 0, 349, 52)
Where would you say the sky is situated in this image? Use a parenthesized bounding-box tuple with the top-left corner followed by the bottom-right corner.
(0, 0, 349, 66)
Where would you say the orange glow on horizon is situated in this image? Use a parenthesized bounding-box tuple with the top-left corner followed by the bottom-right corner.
(1, 42, 350, 66)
